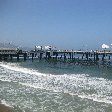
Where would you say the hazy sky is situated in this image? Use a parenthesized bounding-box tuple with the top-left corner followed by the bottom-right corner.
(0, 0, 112, 49)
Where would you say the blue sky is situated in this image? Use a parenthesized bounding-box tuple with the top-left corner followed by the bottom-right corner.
(0, 0, 112, 49)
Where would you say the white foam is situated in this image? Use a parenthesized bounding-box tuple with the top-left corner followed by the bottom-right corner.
(0, 62, 112, 104)
(19, 82, 112, 104)
(0, 62, 44, 76)
(79, 94, 112, 104)
(0, 78, 11, 82)
(0, 99, 13, 108)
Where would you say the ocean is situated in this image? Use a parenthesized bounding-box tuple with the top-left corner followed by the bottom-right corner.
(0, 59, 112, 112)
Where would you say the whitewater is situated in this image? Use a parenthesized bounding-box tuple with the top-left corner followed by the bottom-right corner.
(0, 61, 112, 112)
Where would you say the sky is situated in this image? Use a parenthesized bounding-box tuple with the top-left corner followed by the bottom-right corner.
(0, 0, 112, 50)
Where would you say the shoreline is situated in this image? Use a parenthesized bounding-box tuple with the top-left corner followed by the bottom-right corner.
(0, 101, 13, 112)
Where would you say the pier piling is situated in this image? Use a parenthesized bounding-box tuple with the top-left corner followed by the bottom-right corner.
(24, 53, 27, 61)
(40, 53, 43, 60)
(10, 54, 13, 60)
(32, 53, 34, 61)
(17, 53, 19, 61)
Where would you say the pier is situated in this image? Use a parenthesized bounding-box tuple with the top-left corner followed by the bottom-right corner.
(29, 48, 112, 66)
(0, 47, 112, 66)
(44, 50, 112, 65)
(0, 48, 27, 61)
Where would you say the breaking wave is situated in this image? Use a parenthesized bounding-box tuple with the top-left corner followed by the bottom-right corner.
(0, 62, 112, 104)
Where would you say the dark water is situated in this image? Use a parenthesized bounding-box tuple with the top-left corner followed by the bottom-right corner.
(0, 60, 112, 112)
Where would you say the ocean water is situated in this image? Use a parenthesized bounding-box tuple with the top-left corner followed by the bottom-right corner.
(0, 60, 112, 112)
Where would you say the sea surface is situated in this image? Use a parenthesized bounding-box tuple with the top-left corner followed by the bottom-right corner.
(0, 59, 112, 112)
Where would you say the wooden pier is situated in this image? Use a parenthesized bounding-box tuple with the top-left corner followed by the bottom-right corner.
(0, 48, 27, 61)
(0, 47, 112, 66)
(39, 50, 112, 65)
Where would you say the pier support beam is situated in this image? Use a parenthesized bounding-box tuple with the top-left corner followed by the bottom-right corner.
(82, 56, 83, 60)
(56, 52, 58, 60)
(82, 53, 84, 60)
(64, 53, 66, 61)
(91, 54, 93, 57)
(96, 53, 99, 61)
(10, 54, 13, 60)
(32, 53, 34, 61)
(69, 53, 71, 60)
(102, 53, 105, 61)
(46, 52, 50, 59)
(109, 56, 110, 60)
(94, 52, 96, 62)
(72, 52, 74, 60)
(24, 53, 27, 61)
(86, 52, 89, 60)
(39, 53, 43, 60)
(17, 53, 19, 61)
